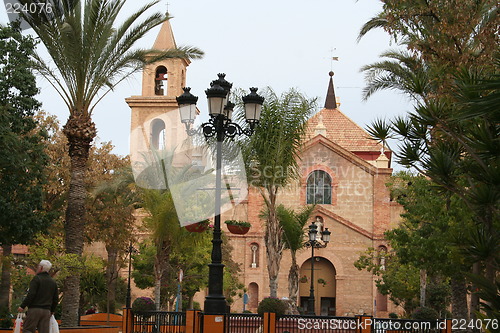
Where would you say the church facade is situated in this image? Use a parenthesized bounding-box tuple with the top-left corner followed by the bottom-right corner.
(126, 19, 402, 317)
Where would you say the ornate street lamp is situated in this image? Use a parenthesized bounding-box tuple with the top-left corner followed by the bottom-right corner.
(304, 221, 331, 315)
(176, 74, 264, 314)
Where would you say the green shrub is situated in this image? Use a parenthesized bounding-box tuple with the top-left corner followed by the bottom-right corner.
(411, 306, 439, 321)
(0, 306, 12, 329)
(132, 297, 155, 312)
(388, 312, 398, 319)
(257, 297, 287, 316)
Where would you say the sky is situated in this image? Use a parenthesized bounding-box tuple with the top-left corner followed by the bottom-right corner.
(1, 0, 410, 159)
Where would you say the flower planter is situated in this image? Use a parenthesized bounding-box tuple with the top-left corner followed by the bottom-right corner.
(185, 222, 209, 232)
(227, 224, 250, 235)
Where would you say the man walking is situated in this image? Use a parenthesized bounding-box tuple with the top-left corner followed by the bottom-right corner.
(18, 260, 59, 333)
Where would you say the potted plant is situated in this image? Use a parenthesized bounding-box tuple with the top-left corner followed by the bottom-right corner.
(185, 219, 210, 233)
(317, 278, 327, 287)
(299, 275, 308, 283)
(224, 220, 251, 235)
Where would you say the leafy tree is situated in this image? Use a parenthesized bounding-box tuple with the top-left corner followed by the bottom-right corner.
(359, 0, 498, 71)
(384, 173, 465, 316)
(356, 172, 473, 317)
(17, 0, 203, 325)
(131, 240, 156, 290)
(86, 155, 138, 314)
(240, 88, 316, 298)
(355, 248, 420, 315)
(0, 23, 50, 309)
(360, 0, 499, 319)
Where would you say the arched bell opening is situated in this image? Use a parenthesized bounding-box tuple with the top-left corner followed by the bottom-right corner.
(155, 66, 168, 96)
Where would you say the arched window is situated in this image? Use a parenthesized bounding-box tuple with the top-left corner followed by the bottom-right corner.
(306, 170, 332, 204)
(155, 66, 167, 96)
(151, 119, 166, 150)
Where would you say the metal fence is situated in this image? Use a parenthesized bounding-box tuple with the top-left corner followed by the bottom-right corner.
(132, 311, 185, 333)
(225, 313, 263, 333)
(130, 311, 446, 333)
(276, 315, 358, 333)
(372, 318, 441, 333)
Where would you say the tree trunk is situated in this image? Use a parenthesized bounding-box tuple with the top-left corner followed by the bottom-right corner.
(264, 190, 283, 298)
(154, 242, 170, 310)
(154, 278, 161, 310)
(0, 245, 12, 309)
(451, 275, 468, 332)
(419, 269, 427, 307)
(288, 251, 299, 307)
(61, 114, 96, 327)
(106, 245, 119, 314)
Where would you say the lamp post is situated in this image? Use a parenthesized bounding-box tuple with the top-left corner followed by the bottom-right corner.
(176, 74, 264, 314)
(125, 242, 137, 309)
(304, 221, 331, 315)
(125, 242, 137, 333)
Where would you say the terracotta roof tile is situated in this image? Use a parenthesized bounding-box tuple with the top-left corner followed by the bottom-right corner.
(306, 107, 383, 152)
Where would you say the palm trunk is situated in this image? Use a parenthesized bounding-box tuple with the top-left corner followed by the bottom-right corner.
(264, 189, 283, 298)
(288, 250, 299, 308)
(469, 262, 480, 323)
(61, 114, 96, 327)
(450, 275, 468, 332)
(0, 245, 12, 309)
(106, 246, 119, 314)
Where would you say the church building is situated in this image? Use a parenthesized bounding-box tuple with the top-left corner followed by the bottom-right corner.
(126, 18, 402, 317)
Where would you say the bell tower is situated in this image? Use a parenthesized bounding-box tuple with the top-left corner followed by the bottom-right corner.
(126, 18, 190, 157)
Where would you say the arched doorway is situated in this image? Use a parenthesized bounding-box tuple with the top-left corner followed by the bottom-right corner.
(299, 257, 336, 315)
(248, 282, 259, 311)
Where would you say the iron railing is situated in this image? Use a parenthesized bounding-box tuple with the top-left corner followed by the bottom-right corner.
(372, 318, 442, 333)
(276, 315, 358, 333)
(225, 313, 263, 333)
(132, 311, 185, 333)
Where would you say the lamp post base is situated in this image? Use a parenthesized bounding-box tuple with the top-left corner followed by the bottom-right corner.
(204, 296, 228, 314)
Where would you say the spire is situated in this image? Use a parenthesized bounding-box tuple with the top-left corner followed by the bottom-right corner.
(153, 18, 177, 50)
(324, 71, 337, 109)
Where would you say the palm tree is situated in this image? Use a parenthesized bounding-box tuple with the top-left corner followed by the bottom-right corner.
(141, 188, 180, 310)
(275, 204, 315, 307)
(18, 0, 203, 325)
(241, 88, 316, 298)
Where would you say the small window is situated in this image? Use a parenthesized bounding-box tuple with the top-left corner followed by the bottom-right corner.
(306, 170, 332, 204)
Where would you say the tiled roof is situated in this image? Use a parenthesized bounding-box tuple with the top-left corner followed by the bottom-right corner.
(306, 107, 384, 152)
